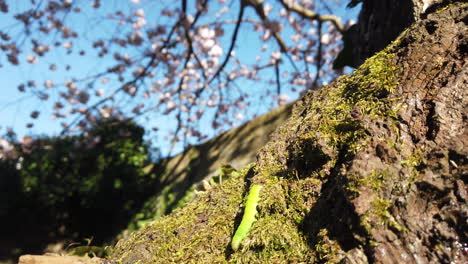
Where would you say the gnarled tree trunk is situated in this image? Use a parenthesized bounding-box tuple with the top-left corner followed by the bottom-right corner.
(109, 3, 467, 263)
(334, 0, 461, 69)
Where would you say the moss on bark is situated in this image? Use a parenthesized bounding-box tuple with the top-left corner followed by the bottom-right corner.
(109, 3, 467, 263)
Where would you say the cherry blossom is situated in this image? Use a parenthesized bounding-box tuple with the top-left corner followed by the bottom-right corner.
(27, 55, 38, 64)
(234, 113, 244, 120)
(44, 80, 54, 88)
(278, 94, 289, 105)
(0, 0, 355, 155)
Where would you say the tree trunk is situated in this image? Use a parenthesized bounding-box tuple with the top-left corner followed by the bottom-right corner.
(109, 3, 467, 263)
(334, 0, 460, 69)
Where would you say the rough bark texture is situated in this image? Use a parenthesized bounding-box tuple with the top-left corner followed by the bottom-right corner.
(109, 3, 467, 263)
(334, 0, 460, 69)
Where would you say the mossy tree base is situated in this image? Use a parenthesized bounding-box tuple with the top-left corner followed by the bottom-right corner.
(109, 3, 467, 263)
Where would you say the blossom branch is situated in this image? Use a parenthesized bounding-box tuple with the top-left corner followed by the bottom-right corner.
(248, 0, 299, 72)
(278, 0, 345, 33)
(208, 3, 244, 85)
(313, 21, 323, 87)
(274, 60, 281, 106)
(60, 17, 184, 135)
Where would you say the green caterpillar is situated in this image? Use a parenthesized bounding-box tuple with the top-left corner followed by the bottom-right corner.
(231, 184, 262, 251)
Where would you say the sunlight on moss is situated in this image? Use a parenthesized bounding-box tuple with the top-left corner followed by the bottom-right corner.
(110, 39, 407, 264)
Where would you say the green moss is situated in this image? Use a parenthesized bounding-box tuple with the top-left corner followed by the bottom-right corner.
(401, 148, 425, 183)
(359, 197, 407, 240)
(241, 48, 402, 260)
(110, 165, 248, 263)
(211, 164, 237, 185)
(302, 50, 401, 161)
(234, 214, 313, 262)
(284, 178, 322, 224)
(110, 35, 406, 263)
(256, 141, 289, 178)
(436, 2, 467, 14)
(346, 169, 392, 197)
(371, 198, 406, 232)
(110, 160, 324, 263)
(314, 229, 345, 264)
(69, 244, 112, 258)
(123, 163, 248, 237)
(187, 147, 200, 160)
(371, 198, 392, 225)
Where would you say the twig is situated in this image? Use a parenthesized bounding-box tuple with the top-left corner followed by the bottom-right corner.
(208, 3, 244, 85)
(248, 1, 299, 72)
(61, 15, 184, 135)
(313, 21, 323, 88)
(278, 0, 344, 33)
(274, 60, 281, 106)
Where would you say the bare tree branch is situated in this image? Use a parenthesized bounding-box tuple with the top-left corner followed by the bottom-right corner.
(61, 0, 215, 135)
(60, 17, 184, 135)
(247, 0, 300, 72)
(182, 0, 187, 14)
(278, 0, 345, 33)
(274, 60, 281, 106)
(208, 3, 244, 85)
(168, 10, 197, 156)
(313, 21, 323, 87)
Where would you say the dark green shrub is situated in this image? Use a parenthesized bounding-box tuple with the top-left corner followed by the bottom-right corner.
(0, 119, 158, 258)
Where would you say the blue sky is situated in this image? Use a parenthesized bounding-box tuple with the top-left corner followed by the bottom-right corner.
(0, 0, 360, 156)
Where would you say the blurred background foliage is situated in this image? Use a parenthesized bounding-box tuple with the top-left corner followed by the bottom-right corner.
(0, 119, 160, 261)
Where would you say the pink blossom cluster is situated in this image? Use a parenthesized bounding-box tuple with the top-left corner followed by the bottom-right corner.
(0, 0, 355, 153)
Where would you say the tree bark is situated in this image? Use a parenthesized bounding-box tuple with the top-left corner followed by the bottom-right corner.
(334, 0, 461, 69)
(109, 3, 467, 263)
